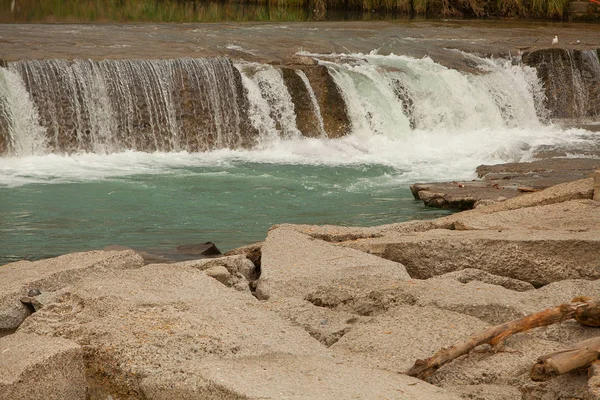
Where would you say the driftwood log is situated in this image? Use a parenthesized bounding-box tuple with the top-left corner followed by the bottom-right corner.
(407, 298, 600, 381)
(530, 336, 600, 381)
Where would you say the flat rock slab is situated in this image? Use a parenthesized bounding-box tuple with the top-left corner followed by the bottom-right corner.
(193, 353, 462, 400)
(451, 199, 600, 231)
(0, 332, 86, 399)
(18, 262, 326, 398)
(381, 228, 600, 286)
(331, 305, 490, 373)
(411, 158, 600, 210)
(255, 226, 410, 300)
(0, 250, 143, 330)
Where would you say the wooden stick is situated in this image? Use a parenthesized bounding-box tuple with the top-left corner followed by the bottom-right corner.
(588, 360, 600, 400)
(407, 298, 599, 381)
(530, 336, 600, 381)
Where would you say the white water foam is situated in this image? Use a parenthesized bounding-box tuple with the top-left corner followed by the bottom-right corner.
(1, 125, 594, 188)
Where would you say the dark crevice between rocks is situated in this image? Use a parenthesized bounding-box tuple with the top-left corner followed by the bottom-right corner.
(0, 328, 17, 338)
(307, 232, 383, 243)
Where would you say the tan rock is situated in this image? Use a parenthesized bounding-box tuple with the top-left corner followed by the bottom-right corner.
(191, 353, 462, 400)
(594, 169, 600, 201)
(255, 226, 410, 300)
(0, 332, 86, 399)
(18, 262, 326, 398)
(0, 250, 143, 330)
(258, 297, 368, 346)
(379, 228, 600, 285)
(331, 305, 490, 372)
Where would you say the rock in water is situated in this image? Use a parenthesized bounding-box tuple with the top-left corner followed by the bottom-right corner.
(176, 242, 221, 256)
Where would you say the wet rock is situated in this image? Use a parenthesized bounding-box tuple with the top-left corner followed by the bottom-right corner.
(523, 48, 600, 120)
(297, 64, 351, 138)
(254, 225, 410, 300)
(411, 159, 600, 210)
(282, 54, 318, 65)
(0, 250, 143, 330)
(0, 332, 86, 399)
(176, 241, 221, 256)
(281, 66, 326, 138)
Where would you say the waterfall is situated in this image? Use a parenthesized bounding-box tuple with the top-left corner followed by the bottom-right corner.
(523, 49, 600, 120)
(319, 52, 544, 138)
(2, 58, 256, 155)
(235, 62, 302, 144)
(0, 51, 597, 157)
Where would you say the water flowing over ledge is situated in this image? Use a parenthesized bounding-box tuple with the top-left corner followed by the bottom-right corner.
(1, 49, 599, 158)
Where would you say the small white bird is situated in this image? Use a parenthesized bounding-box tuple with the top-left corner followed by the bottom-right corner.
(552, 35, 559, 45)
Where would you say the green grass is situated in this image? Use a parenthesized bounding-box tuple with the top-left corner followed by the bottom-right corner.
(0, 0, 576, 22)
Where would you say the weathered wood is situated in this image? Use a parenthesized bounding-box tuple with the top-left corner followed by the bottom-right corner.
(530, 336, 600, 381)
(407, 298, 599, 381)
(589, 360, 600, 400)
(573, 297, 600, 327)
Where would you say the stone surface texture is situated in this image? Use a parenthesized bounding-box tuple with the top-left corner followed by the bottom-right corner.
(0, 332, 86, 399)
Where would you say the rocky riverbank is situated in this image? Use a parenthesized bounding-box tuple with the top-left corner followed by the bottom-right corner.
(1, 168, 599, 399)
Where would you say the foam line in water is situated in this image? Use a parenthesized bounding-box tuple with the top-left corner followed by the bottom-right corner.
(1, 124, 595, 188)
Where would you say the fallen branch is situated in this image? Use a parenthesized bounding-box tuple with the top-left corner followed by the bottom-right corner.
(407, 298, 600, 381)
(530, 336, 600, 381)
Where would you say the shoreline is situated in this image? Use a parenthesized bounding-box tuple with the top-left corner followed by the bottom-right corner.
(1, 166, 599, 399)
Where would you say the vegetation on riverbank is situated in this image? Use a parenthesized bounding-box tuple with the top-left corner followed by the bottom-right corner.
(1, 0, 595, 22)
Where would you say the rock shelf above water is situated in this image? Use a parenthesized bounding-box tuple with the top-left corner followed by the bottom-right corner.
(411, 158, 600, 210)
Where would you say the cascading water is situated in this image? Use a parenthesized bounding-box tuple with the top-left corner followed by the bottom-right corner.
(1, 51, 599, 264)
(2, 57, 255, 155)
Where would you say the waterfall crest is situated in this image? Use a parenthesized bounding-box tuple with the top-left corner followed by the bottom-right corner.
(0, 50, 598, 156)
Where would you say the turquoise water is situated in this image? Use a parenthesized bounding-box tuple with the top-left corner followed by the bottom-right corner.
(0, 160, 450, 265)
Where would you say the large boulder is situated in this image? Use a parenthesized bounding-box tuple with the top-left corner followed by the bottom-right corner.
(11, 258, 464, 399)
(0, 250, 143, 330)
(254, 225, 410, 300)
(379, 228, 600, 285)
(0, 332, 86, 399)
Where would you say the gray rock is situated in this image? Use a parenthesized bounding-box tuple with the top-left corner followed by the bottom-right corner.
(451, 199, 600, 232)
(430, 335, 563, 387)
(255, 226, 410, 300)
(0, 332, 86, 399)
(0, 250, 144, 330)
